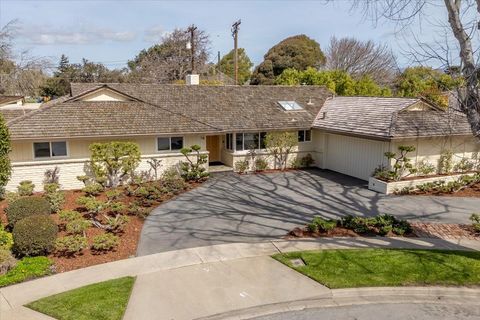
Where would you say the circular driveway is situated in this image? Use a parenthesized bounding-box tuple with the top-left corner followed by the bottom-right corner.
(137, 169, 480, 255)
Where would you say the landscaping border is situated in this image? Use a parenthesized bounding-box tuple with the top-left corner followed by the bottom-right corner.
(368, 173, 477, 194)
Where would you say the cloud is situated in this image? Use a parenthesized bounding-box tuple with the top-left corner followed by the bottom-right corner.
(143, 25, 171, 43)
(18, 25, 136, 45)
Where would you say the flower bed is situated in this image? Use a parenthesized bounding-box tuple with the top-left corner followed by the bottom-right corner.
(368, 172, 478, 195)
(0, 176, 203, 274)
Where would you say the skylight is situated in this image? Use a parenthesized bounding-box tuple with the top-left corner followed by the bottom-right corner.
(278, 101, 303, 111)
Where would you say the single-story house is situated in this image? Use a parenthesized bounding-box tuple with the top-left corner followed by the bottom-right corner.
(2, 80, 478, 191)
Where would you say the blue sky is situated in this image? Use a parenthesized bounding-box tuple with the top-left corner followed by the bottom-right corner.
(1, 0, 447, 70)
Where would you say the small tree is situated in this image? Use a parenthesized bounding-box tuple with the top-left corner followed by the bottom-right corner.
(180, 145, 209, 181)
(0, 114, 11, 198)
(89, 142, 141, 187)
(376, 145, 417, 181)
(265, 132, 297, 170)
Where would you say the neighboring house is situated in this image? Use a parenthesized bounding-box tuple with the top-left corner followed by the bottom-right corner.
(0, 96, 24, 107)
(3, 82, 479, 191)
(0, 95, 44, 122)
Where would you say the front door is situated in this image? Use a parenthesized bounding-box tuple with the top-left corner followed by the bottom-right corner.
(206, 135, 220, 163)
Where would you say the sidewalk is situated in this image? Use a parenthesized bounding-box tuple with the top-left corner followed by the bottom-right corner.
(2, 236, 480, 320)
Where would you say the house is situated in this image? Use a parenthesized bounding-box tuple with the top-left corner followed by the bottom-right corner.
(0, 95, 44, 122)
(2, 81, 478, 191)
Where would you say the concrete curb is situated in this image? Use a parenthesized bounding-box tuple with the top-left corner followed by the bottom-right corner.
(200, 287, 480, 320)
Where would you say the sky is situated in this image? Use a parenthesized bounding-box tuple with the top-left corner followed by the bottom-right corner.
(0, 0, 450, 70)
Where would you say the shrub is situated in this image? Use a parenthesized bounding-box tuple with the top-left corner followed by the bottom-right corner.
(109, 201, 126, 214)
(438, 150, 454, 174)
(17, 180, 35, 196)
(311, 216, 337, 232)
(105, 189, 122, 201)
(454, 158, 475, 173)
(105, 215, 129, 233)
(76, 196, 105, 215)
(300, 153, 315, 167)
(180, 145, 209, 182)
(134, 186, 150, 198)
(58, 210, 83, 222)
(43, 183, 65, 213)
(470, 214, 480, 232)
(340, 216, 374, 234)
(161, 168, 187, 193)
(235, 160, 249, 173)
(43, 167, 60, 185)
(66, 219, 91, 235)
(377, 145, 417, 181)
(255, 158, 269, 171)
(82, 183, 104, 196)
(0, 114, 11, 202)
(55, 235, 87, 256)
(92, 233, 119, 252)
(6, 197, 51, 227)
(392, 220, 412, 236)
(89, 141, 141, 187)
(0, 249, 16, 275)
(416, 160, 436, 176)
(76, 175, 90, 186)
(13, 215, 58, 256)
(289, 158, 302, 169)
(265, 132, 298, 170)
(5, 191, 19, 204)
(0, 224, 13, 250)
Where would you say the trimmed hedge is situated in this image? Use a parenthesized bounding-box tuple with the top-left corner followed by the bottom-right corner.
(6, 197, 51, 227)
(13, 215, 58, 256)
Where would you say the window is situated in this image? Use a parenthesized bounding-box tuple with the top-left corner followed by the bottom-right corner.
(298, 130, 311, 142)
(278, 101, 303, 111)
(226, 133, 233, 150)
(235, 132, 267, 151)
(157, 137, 184, 151)
(34, 141, 67, 159)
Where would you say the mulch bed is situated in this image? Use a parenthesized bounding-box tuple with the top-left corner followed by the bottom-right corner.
(0, 181, 202, 273)
(408, 182, 480, 197)
(287, 222, 480, 241)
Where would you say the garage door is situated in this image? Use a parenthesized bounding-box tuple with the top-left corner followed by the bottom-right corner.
(325, 134, 387, 181)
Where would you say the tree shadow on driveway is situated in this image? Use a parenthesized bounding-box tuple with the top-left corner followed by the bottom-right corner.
(137, 169, 480, 255)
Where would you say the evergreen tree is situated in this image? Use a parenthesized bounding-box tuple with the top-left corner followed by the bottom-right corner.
(217, 48, 253, 84)
(0, 113, 11, 197)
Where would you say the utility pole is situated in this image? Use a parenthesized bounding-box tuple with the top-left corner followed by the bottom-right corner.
(231, 19, 241, 85)
(187, 24, 197, 74)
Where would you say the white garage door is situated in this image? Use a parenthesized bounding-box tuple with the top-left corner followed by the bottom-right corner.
(325, 134, 387, 181)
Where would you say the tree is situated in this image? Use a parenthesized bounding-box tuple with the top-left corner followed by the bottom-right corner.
(265, 132, 298, 170)
(275, 67, 391, 96)
(0, 114, 11, 197)
(0, 20, 48, 96)
(89, 142, 141, 188)
(127, 28, 210, 83)
(41, 56, 125, 97)
(251, 35, 326, 85)
(395, 66, 459, 108)
(326, 36, 397, 85)
(217, 48, 253, 84)
(348, 0, 480, 138)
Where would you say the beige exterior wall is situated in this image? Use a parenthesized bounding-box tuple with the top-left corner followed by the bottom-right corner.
(7, 134, 206, 191)
(390, 136, 480, 171)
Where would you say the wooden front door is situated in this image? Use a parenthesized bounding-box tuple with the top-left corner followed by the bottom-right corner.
(206, 135, 220, 162)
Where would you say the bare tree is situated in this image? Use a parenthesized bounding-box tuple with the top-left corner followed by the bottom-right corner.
(127, 28, 210, 83)
(326, 36, 398, 84)
(348, 0, 480, 138)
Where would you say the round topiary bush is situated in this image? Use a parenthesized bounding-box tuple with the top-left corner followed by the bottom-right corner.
(13, 215, 58, 256)
(5, 197, 51, 227)
(0, 248, 17, 275)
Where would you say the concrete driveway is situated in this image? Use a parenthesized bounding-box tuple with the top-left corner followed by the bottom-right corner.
(137, 169, 480, 255)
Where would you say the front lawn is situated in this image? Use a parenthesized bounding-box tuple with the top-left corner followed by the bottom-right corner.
(26, 276, 135, 320)
(273, 249, 480, 288)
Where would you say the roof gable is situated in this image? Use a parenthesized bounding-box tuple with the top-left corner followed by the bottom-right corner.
(68, 85, 142, 103)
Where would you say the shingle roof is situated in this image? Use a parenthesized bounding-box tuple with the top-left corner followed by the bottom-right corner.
(7, 83, 330, 139)
(312, 96, 472, 139)
(0, 96, 23, 105)
(7, 100, 220, 139)
(0, 109, 30, 122)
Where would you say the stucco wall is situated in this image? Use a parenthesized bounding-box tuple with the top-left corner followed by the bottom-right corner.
(7, 134, 206, 191)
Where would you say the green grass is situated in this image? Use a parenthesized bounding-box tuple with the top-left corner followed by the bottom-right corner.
(26, 276, 135, 320)
(273, 249, 480, 289)
(0, 256, 52, 287)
